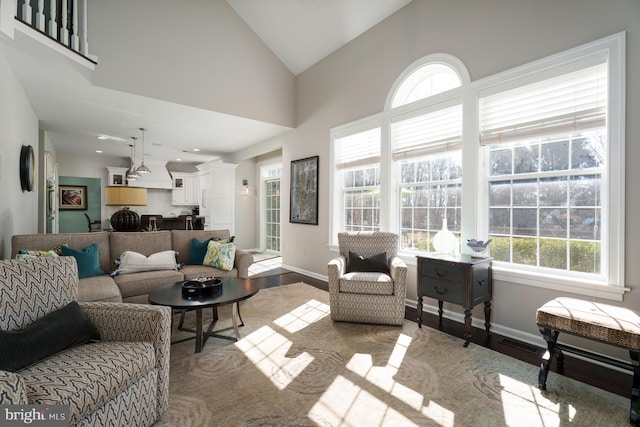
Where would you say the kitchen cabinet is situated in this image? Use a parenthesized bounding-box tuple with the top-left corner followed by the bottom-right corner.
(171, 172, 199, 205)
(196, 162, 237, 232)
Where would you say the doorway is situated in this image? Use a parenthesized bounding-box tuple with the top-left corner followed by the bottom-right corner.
(261, 164, 282, 253)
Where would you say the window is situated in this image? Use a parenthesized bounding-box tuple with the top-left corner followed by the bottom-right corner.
(333, 127, 381, 232)
(330, 34, 625, 298)
(261, 164, 282, 252)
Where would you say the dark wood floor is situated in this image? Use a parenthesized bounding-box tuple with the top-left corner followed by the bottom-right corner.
(249, 267, 630, 398)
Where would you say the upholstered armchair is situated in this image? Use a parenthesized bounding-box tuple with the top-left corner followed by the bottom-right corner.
(0, 257, 171, 426)
(327, 232, 407, 325)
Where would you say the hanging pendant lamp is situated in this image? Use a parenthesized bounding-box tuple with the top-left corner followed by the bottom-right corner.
(135, 128, 151, 174)
(127, 137, 140, 181)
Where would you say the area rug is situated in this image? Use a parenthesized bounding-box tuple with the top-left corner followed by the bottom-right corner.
(156, 283, 629, 427)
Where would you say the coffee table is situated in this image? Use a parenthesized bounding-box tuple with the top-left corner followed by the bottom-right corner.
(148, 277, 260, 353)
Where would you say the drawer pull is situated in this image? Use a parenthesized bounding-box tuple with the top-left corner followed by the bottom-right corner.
(478, 279, 486, 286)
(435, 268, 448, 278)
(434, 286, 449, 295)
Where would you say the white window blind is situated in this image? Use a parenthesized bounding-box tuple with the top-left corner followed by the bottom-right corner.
(335, 128, 381, 170)
(391, 104, 462, 160)
(480, 62, 607, 145)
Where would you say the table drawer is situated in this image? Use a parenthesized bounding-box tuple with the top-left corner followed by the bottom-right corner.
(421, 278, 463, 304)
(421, 262, 465, 283)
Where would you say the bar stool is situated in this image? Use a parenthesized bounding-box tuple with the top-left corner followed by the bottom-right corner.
(179, 214, 194, 230)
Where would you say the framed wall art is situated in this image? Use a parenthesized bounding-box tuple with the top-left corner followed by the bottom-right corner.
(290, 155, 318, 225)
(59, 185, 87, 210)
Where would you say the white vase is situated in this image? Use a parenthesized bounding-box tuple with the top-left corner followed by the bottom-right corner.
(433, 219, 458, 255)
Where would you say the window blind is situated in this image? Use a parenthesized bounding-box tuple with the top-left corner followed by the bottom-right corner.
(334, 127, 381, 170)
(391, 104, 462, 160)
(479, 62, 607, 145)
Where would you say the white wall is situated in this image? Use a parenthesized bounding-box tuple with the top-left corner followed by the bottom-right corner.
(0, 52, 39, 258)
(268, 0, 640, 356)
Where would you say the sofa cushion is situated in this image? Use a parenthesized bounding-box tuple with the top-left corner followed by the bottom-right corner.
(78, 275, 123, 303)
(180, 264, 238, 280)
(113, 269, 184, 299)
(340, 273, 394, 295)
(112, 250, 179, 275)
(62, 243, 106, 279)
(203, 240, 236, 271)
(347, 251, 390, 274)
(109, 231, 173, 268)
(0, 301, 100, 372)
(20, 341, 156, 425)
(171, 230, 232, 265)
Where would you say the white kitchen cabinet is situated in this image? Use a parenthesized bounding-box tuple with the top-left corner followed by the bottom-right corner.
(196, 162, 237, 232)
(171, 172, 199, 206)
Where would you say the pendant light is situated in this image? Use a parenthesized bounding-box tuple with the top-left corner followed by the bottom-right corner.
(135, 127, 151, 174)
(127, 137, 140, 181)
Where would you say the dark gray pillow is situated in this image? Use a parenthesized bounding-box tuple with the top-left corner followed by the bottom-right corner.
(347, 251, 390, 274)
(0, 301, 100, 372)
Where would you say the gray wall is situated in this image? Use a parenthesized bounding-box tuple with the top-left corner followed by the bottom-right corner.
(268, 0, 640, 355)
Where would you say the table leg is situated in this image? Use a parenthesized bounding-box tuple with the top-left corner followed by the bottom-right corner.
(438, 300, 444, 323)
(463, 308, 472, 347)
(484, 300, 492, 335)
(231, 302, 240, 338)
(417, 297, 423, 328)
(195, 308, 203, 353)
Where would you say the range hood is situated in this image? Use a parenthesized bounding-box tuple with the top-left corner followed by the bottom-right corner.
(128, 160, 173, 189)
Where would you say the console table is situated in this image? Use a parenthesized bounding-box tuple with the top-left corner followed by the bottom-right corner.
(417, 254, 492, 347)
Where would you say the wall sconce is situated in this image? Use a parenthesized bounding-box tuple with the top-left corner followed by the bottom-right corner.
(242, 179, 249, 194)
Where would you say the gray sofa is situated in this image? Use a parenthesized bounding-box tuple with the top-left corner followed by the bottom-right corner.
(11, 229, 253, 304)
(0, 257, 172, 426)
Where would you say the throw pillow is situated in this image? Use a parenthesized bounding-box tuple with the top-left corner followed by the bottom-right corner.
(112, 250, 179, 275)
(61, 243, 105, 279)
(15, 249, 60, 260)
(188, 236, 236, 265)
(347, 251, 390, 274)
(203, 240, 236, 271)
(0, 301, 100, 372)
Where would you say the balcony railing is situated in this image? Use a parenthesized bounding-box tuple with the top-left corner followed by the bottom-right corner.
(15, 0, 94, 63)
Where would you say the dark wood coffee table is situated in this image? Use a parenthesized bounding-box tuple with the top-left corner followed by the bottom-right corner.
(148, 277, 260, 353)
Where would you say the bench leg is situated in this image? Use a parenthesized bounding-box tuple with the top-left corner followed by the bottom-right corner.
(631, 351, 640, 426)
(538, 326, 560, 390)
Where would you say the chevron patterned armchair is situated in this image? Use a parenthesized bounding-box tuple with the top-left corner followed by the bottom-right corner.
(0, 257, 171, 426)
(327, 232, 408, 326)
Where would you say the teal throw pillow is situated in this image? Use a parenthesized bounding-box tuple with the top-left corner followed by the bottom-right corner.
(203, 240, 236, 271)
(61, 243, 105, 279)
(188, 238, 213, 265)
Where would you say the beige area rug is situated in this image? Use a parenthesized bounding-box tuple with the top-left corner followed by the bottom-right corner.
(155, 283, 629, 427)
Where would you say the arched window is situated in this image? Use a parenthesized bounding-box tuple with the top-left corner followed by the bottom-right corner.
(387, 54, 469, 109)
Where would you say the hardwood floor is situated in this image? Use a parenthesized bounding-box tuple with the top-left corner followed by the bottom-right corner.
(249, 267, 630, 399)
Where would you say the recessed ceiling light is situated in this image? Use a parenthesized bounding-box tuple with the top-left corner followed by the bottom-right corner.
(96, 150, 103, 153)
(97, 136, 108, 140)
(193, 148, 200, 152)
(176, 158, 182, 161)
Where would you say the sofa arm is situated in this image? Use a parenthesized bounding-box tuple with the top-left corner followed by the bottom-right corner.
(0, 371, 28, 404)
(79, 302, 171, 416)
(234, 250, 254, 279)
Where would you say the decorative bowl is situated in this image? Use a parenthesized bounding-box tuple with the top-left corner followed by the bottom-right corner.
(181, 277, 222, 296)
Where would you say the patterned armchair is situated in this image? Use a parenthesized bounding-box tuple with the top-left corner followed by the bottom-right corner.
(0, 257, 171, 426)
(327, 232, 407, 325)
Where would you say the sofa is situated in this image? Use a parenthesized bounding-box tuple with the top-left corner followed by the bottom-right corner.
(11, 229, 253, 304)
(0, 257, 172, 426)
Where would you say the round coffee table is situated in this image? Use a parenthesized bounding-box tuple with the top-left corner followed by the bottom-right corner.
(148, 277, 260, 353)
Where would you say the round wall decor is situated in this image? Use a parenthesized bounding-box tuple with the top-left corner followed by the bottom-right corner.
(20, 145, 35, 192)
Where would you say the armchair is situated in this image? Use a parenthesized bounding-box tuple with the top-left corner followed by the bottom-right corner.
(0, 257, 171, 426)
(327, 232, 407, 325)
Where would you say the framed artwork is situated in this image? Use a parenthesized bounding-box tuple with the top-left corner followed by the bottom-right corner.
(290, 155, 319, 225)
(112, 174, 123, 185)
(59, 185, 87, 210)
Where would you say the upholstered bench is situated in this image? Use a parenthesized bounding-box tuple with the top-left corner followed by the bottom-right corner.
(536, 297, 640, 426)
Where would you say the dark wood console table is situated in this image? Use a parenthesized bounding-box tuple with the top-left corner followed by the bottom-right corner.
(417, 254, 492, 347)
